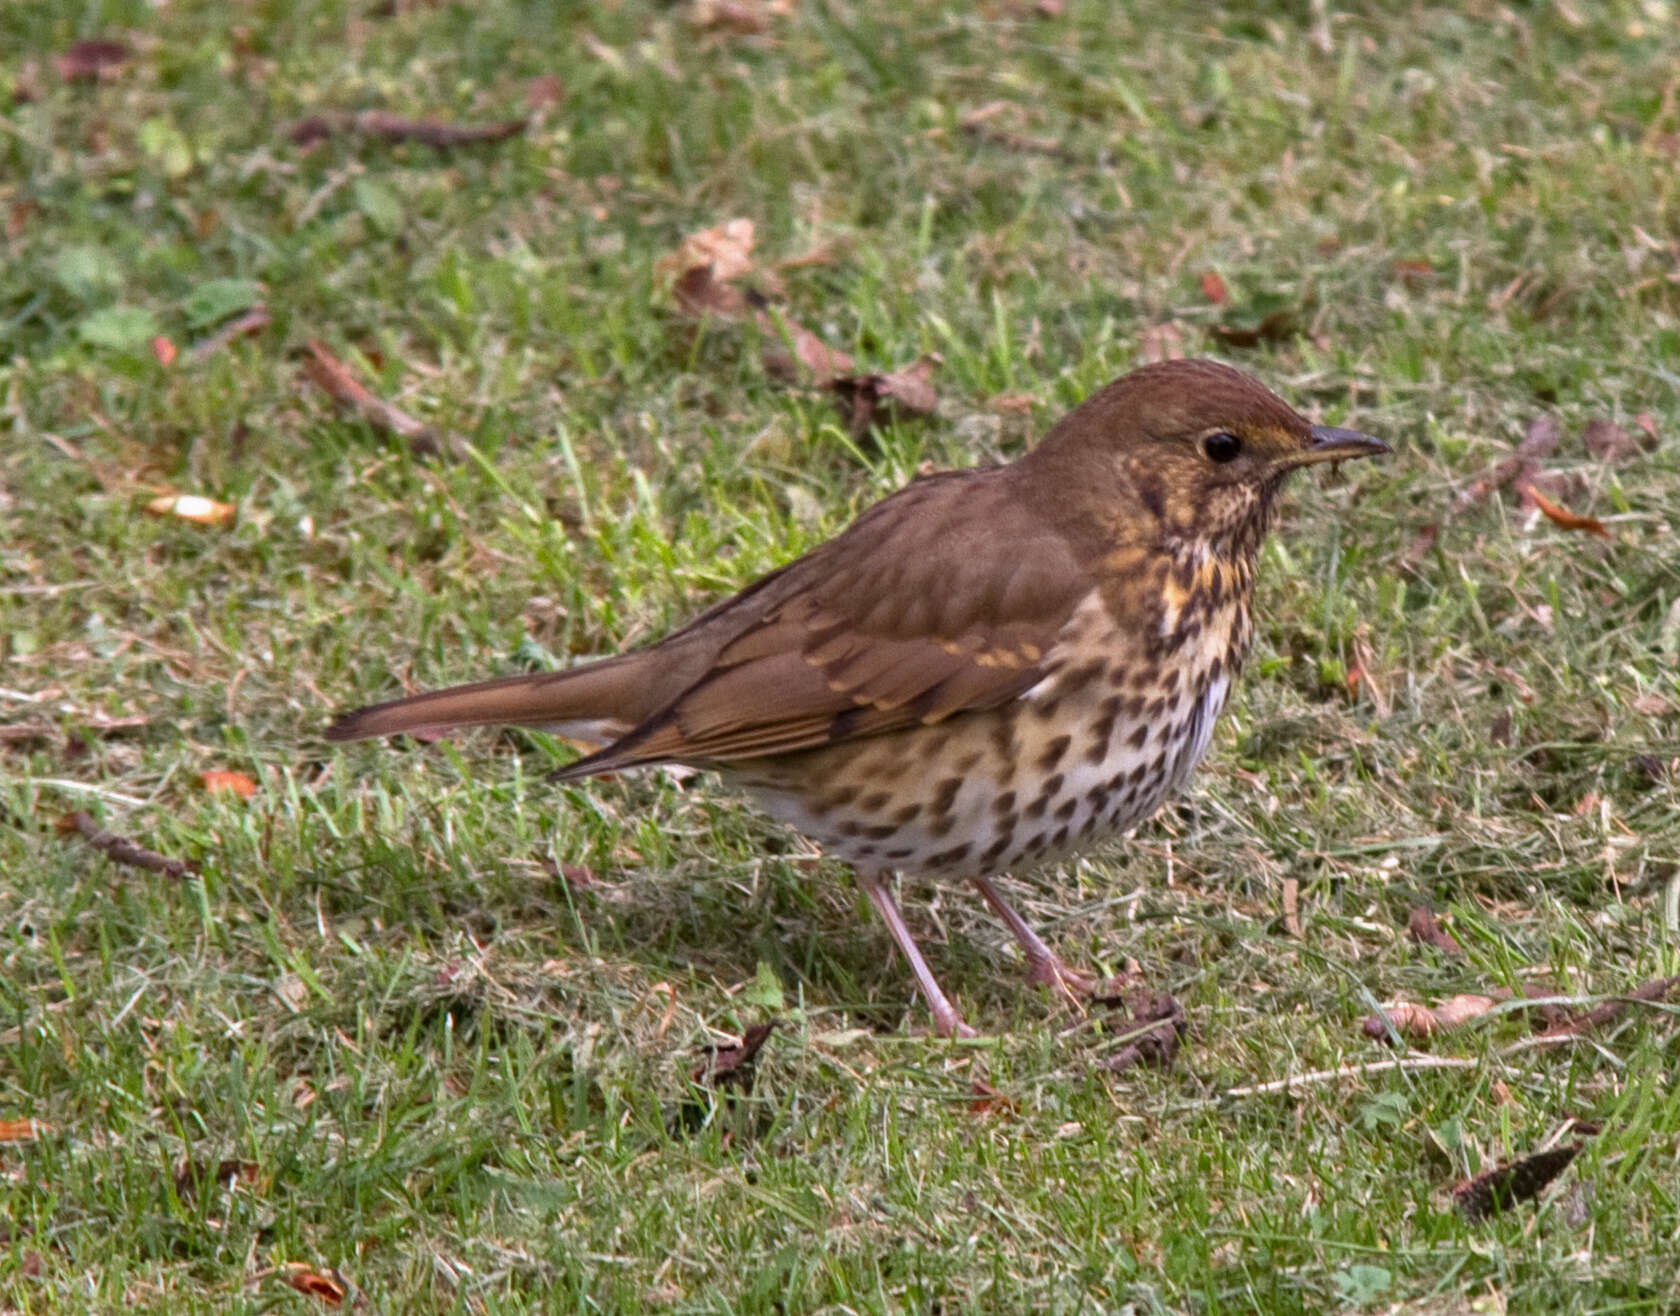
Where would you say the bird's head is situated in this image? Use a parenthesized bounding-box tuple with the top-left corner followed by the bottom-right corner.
(1025, 358, 1388, 558)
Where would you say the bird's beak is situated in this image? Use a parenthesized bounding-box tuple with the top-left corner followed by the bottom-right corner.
(1285, 425, 1390, 467)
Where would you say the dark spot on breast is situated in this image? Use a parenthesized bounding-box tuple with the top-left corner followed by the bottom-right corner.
(828, 785, 860, 809)
(861, 790, 891, 813)
(1127, 724, 1149, 749)
(981, 835, 1013, 865)
(865, 824, 897, 840)
(855, 844, 878, 858)
(954, 751, 981, 774)
(1053, 798, 1078, 822)
(932, 777, 963, 813)
(885, 847, 914, 860)
(894, 803, 923, 826)
(994, 811, 1017, 834)
(927, 814, 958, 838)
(1124, 695, 1147, 720)
(1037, 773, 1064, 801)
(928, 843, 972, 869)
(990, 720, 1017, 760)
(1085, 714, 1117, 761)
(1033, 697, 1062, 721)
(1050, 825, 1069, 850)
(1037, 735, 1071, 771)
(1024, 797, 1048, 821)
(1144, 696, 1166, 721)
(837, 820, 862, 838)
(992, 791, 1017, 816)
(1086, 784, 1109, 809)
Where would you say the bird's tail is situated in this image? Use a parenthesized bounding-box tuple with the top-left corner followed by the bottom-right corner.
(324, 654, 648, 744)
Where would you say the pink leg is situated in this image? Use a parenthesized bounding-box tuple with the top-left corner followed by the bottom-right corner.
(971, 875, 1095, 1005)
(856, 869, 976, 1038)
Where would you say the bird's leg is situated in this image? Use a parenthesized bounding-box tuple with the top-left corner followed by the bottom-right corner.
(970, 874, 1096, 1006)
(855, 869, 976, 1039)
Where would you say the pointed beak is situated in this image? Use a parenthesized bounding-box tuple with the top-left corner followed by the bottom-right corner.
(1284, 425, 1390, 467)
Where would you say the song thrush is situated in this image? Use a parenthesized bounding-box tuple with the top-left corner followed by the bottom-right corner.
(328, 358, 1387, 1036)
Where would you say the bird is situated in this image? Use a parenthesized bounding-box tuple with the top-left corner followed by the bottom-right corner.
(327, 358, 1387, 1037)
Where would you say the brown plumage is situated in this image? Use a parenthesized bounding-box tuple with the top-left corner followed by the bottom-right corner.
(328, 358, 1387, 1036)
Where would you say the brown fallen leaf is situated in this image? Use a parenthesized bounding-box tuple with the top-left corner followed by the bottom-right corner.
(1363, 993, 1495, 1041)
(1393, 258, 1435, 286)
(661, 217, 758, 285)
(1406, 905, 1463, 955)
(145, 493, 236, 527)
(1457, 413, 1561, 509)
(691, 1020, 776, 1089)
(1582, 418, 1643, 463)
(300, 340, 458, 459)
(967, 1078, 1018, 1115)
(276, 1263, 347, 1306)
(1281, 876, 1302, 938)
(759, 315, 854, 385)
(524, 74, 566, 111)
(1137, 321, 1188, 364)
(186, 305, 270, 362)
(1538, 975, 1680, 1037)
(1521, 483, 1609, 539)
(693, 0, 791, 33)
(828, 355, 940, 434)
(1453, 1143, 1582, 1221)
(200, 770, 257, 798)
(175, 1157, 258, 1201)
(1207, 308, 1299, 348)
(55, 38, 130, 82)
(58, 810, 197, 879)
(149, 336, 177, 367)
(0, 1119, 49, 1143)
(1199, 271, 1229, 305)
(1634, 412, 1659, 446)
(1097, 990, 1187, 1073)
(1631, 692, 1674, 717)
(287, 110, 527, 149)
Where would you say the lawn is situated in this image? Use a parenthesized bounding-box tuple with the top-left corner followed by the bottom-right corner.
(3, 0, 1679, 1311)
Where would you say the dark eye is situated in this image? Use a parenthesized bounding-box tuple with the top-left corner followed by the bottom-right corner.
(1202, 431, 1242, 463)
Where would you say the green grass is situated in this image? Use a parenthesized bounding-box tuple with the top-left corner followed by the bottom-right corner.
(4, 0, 1680, 1310)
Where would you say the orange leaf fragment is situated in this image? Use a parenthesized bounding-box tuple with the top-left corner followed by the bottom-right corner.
(149, 335, 177, 367)
(200, 770, 257, 798)
(1199, 271, 1229, 305)
(144, 493, 236, 527)
(1522, 484, 1609, 539)
(278, 1264, 347, 1306)
(967, 1078, 1018, 1115)
(0, 1118, 49, 1143)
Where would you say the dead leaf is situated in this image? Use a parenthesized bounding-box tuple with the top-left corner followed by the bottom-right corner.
(1363, 993, 1494, 1041)
(1631, 693, 1674, 717)
(694, 0, 790, 33)
(1458, 414, 1563, 509)
(1392, 258, 1435, 286)
(145, 493, 236, 527)
(0, 1119, 48, 1143)
(301, 340, 458, 459)
(200, 770, 257, 798)
(1634, 412, 1659, 446)
(661, 217, 757, 285)
(691, 1020, 776, 1089)
(1538, 975, 1680, 1037)
(1407, 906, 1463, 955)
(828, 355, 939, 434)
(7, 200, 38, 240)
(59, 810, 197, 878)
(1399, 523, 1438, 571)
(1281, 877, 1302, 938)
(55, 38, 129, 82)
(1034, 0, 1065, 14)
(1453, 1144, 1581, 1221)
(1522, 483, 1609, 539)
(277, 1263, 347, 1306)
(1199, 271, 1229, 305)
(287, 110, 527, 149)
(149, 336, 177, 367)
(1207, 308, 1299, 347)
(1137, 321, 1187, 363)
(186, 305, 270, 362)
(524, 74, 566, 111)
(967, 1078, 1018, 1115)
(1097, 990, 1187, 1073)
(175, 1157, 258, 1201)
(760, 316, 854, 385)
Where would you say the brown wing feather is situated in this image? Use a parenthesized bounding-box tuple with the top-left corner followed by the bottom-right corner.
(555, 468, 1092, 778)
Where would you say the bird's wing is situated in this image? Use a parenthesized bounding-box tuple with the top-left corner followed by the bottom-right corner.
(556, 470, 1094, 775)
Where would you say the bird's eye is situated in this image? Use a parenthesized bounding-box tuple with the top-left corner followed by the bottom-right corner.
(1202, 431, 1242, 463)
